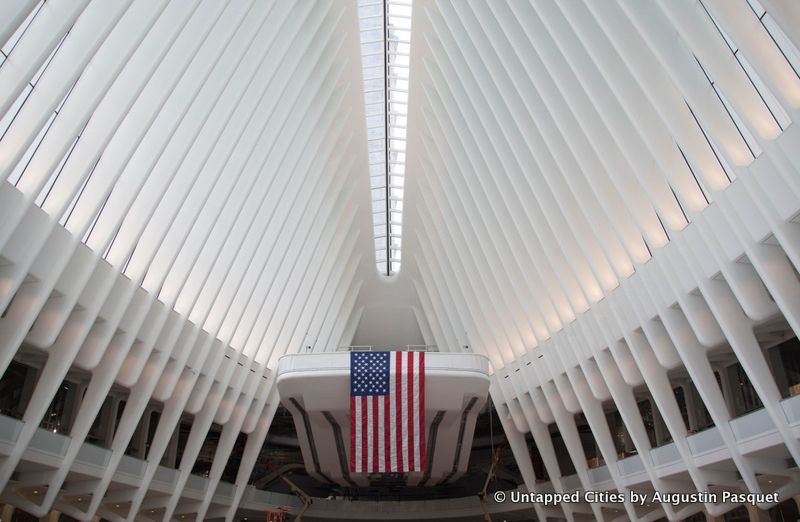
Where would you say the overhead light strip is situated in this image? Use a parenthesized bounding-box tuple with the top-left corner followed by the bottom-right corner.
(358, 0, 412, 276)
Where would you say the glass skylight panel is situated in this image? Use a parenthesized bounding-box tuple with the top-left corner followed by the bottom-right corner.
(358, 0, 412, 276)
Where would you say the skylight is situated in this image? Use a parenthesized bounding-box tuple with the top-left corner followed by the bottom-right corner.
(358, 0, 411, 276)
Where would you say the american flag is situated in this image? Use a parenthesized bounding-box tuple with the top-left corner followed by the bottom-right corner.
(350, 351, 425, 473)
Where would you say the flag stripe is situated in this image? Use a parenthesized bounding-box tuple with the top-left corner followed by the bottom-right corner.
(350, 395, 356, 472)
(361, 397, 368, 473)
(378, 396, 385, 472)
(383, 394, 390, 472)
(396, 351, 404, 471)
(366, 396, 372, 473)
(355, 396, 361, 470)
(416, 351, 420, 468)
(419, 352, 426, 470)
(407, 352, 415, 471)
(390, 353, 397, 472)
(372, 393, 379, 473)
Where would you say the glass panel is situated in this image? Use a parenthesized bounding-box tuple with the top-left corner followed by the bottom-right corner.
(359, 0, 412, 276)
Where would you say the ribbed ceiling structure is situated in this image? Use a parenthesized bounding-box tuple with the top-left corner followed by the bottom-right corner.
(0, 0, 800, 521)
(0, 1, 375, 520)
(401, 0, 800, 520)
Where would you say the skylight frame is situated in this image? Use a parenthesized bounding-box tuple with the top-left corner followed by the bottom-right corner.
(359, 0, 412, 276)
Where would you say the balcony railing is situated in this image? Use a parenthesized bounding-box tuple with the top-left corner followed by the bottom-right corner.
(337, 344, 438, 352)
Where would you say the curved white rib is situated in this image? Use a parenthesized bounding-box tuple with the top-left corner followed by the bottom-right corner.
(2, 1, 800, 521)
(0, 2, 374, 521)
(403, 0, 800, 520)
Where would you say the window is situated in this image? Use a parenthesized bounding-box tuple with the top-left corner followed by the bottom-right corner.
(358, 0, 413, 276)
(0, 361, 35, 420)
(728, 361, 763, 416)
(637, 398, 658, 447)
(673, 385, 690, 432)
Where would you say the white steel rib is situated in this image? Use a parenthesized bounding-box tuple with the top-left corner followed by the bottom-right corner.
(0, 0, 799, 521)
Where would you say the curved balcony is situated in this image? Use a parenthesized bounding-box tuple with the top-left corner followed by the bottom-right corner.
(276, 351, 490, 487)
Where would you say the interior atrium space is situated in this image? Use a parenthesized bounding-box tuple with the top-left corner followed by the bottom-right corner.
(2, 0, 800, 521)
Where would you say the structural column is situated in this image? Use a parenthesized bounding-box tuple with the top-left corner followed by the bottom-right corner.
(746, 503, 771, 522)
(39, 510, 59, 522)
